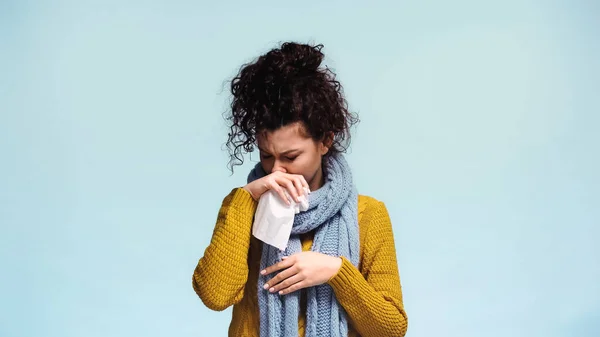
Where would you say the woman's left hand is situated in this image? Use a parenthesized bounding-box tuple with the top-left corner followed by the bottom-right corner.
(261, 251, 343, 295)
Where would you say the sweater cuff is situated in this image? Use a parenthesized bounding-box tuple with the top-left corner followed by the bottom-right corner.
(327, 256, 361, 290)
(228, 188, 258, 213)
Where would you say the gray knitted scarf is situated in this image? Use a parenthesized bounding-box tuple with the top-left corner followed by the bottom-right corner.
(247, 154, 359, 337)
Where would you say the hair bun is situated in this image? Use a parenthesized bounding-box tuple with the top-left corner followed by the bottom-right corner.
(276, 42, 324, 77)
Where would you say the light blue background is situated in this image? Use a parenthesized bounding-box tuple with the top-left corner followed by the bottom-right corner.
(1, 1, 598, 336)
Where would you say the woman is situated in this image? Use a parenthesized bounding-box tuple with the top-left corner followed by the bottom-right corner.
(192, 42, 408, 337)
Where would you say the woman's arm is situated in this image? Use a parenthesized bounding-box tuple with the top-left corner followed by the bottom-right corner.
(327, 200, 408, 337)
(192, 188, 257, 311)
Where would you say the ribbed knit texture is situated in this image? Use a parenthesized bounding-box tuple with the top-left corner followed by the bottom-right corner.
(193, 189, 408, 337)
(247, 155, 359, 337)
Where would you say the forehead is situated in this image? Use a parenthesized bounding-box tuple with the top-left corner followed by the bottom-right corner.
(257, 122, 312, 150)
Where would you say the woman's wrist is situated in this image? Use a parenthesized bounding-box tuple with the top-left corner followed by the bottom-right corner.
(242, 185, 256, 200)
(243, 181, 262, 201)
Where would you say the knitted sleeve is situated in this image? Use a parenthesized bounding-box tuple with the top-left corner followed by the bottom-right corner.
(327, 200, 408, 337)
(192, 188, 257, 311)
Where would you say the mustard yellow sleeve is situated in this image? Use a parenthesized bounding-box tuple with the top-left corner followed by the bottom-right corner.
(192, 188, 257, 311)
(328, 201, 408, 337)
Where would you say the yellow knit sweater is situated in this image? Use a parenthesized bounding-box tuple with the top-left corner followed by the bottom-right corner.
(192, 188, 408, 337)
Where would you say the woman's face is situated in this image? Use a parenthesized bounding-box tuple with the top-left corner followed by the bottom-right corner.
(256, 122, 329, 191)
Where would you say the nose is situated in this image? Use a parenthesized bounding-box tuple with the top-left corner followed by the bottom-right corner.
(272, 160, 287, 174)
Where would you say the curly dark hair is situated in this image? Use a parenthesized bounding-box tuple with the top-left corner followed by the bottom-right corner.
(224, 42, 359, 172)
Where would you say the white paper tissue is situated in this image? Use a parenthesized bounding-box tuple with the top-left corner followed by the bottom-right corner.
(252, 187, 310, 251)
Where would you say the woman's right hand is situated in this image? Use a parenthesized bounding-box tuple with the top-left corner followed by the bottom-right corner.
(243, 171, 309, 205)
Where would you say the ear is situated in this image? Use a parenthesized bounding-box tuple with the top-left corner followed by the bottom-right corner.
(320, 143, 329, 156)
(320, 132, 334, 155)
(324, 132, 334, 148)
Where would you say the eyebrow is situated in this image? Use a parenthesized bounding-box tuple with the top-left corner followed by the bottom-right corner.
(258, 146, 301, 155)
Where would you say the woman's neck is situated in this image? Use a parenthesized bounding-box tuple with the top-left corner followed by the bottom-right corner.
(309, 167, 325, 192)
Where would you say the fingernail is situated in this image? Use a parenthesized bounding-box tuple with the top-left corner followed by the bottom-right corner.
(279, 290, 283, 295)
(269, 287, 275, 293)
(260, 270, 266, 275)
(263, 283, 269, 290)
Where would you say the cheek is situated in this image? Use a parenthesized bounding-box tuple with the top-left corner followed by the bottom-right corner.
(297, 154, 322, 181)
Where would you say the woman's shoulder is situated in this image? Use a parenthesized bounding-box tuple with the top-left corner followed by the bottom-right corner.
(356, 195, 394, 257)
(358, 194, 382, 205)
(357, 194, 388, 226)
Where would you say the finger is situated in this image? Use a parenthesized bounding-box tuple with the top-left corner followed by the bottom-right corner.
(298, 175, 309, 191)
(291, 177, 304, 197)
(275, 175, 298, 203)
(264, 266, 298, 291)
(261, 256, 295, 275)
(270, 181, 290, 205)
(282, 178, 300, 203)
(271, 273, 303, 293)
(279, 280, 307, 295)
